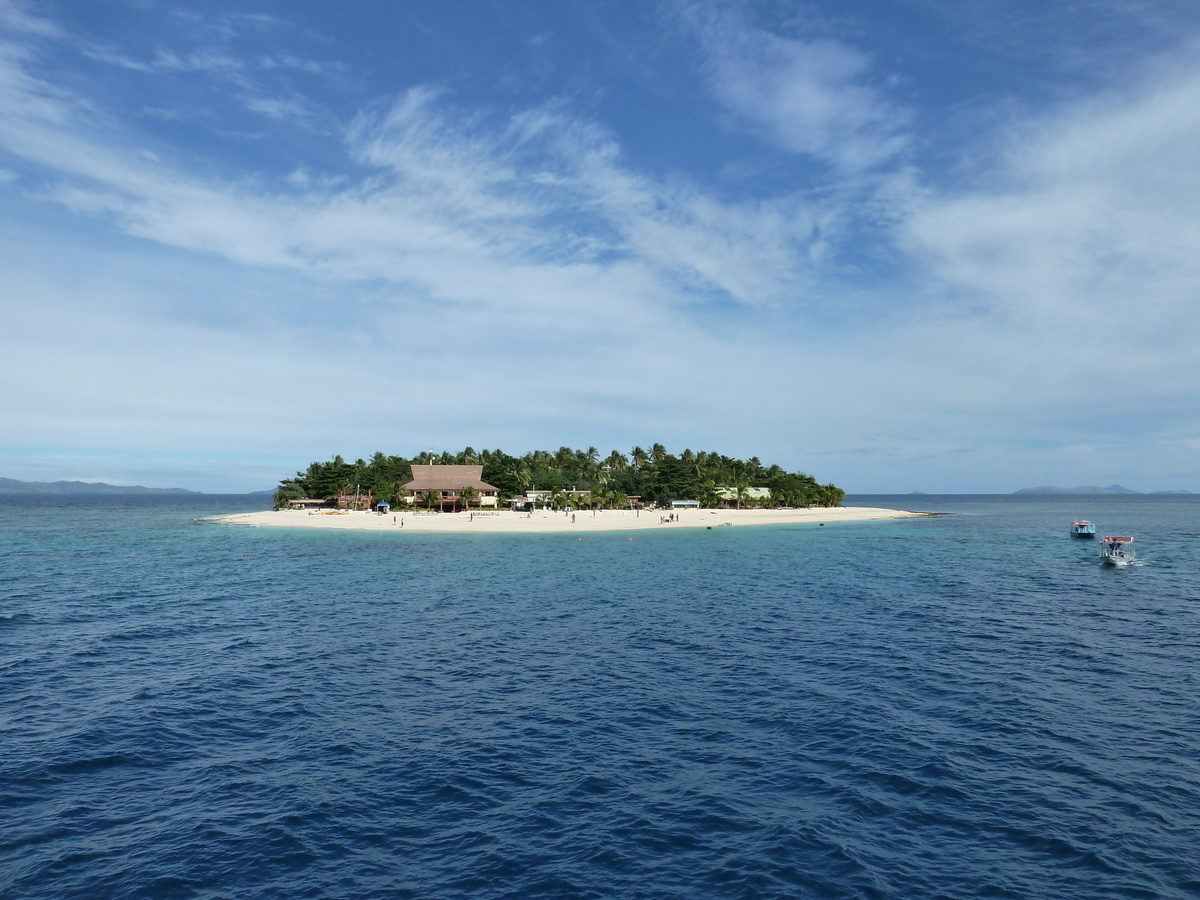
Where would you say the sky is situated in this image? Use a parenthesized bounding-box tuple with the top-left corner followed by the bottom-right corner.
(2, 0, 1199, 493)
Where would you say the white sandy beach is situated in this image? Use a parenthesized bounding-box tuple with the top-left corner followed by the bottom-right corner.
(214, 506, 924, 533)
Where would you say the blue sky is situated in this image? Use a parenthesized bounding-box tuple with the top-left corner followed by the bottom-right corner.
(2, 0, 1199, 492)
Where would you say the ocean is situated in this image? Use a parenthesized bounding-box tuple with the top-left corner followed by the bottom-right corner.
(2, 493, 1198, 899)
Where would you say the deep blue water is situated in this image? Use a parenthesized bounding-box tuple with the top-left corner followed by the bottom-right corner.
(2, 493, 1199, 899)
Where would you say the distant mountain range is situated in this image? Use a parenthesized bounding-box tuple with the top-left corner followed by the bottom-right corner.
(0, 477, 198, 494)
(1015, 485, 1195, 495)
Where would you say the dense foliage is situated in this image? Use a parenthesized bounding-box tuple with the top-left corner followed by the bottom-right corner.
(274, 446, 845, 510)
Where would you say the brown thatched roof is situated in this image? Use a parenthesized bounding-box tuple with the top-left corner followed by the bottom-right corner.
(403, 465, 498, 492)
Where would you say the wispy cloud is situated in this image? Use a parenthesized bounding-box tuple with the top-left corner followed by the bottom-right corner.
(258, 53, 347, 76)
(0, 11, 850, 487)
(0, 0, 59, 38)
(3, 0, 1200, 491)
(348, 88, 832, 305)
(77, 25, 334, 130)
(0, 23, 833, 313)
(906, 58, 1200, 372)
(678, 0, 911, 172)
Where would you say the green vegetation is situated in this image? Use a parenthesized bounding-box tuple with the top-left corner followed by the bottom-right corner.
(273, 446, 845, 510)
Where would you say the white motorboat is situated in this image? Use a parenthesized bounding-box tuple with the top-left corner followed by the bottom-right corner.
(1100, 536, 1135, 567)
(1071, 521, 1096, 537)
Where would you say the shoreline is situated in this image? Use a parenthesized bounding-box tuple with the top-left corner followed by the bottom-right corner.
(212, 506, 928, 534)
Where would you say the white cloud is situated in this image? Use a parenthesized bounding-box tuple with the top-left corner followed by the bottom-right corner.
(258, 54, 346, 76)
(0, 0, 59, 38)
(83, 45, 244, 76)
(0, 36, 832, 313)
(81, 41, 329, 128)
(0, 24, 848, 489)
(241, 92, 317, 124)
(2, 3, 1200, 492)
(904, 59, 1200, 393)
(679, 1, 910, 171)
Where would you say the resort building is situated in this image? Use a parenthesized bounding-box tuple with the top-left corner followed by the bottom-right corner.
(337, 489, 373, 511)
(403, 465, 499, 512)
(514, 490, 641, 510)
(524, 489, 592, 506)
(716, 487, 772, 507)
(286, 498, 329, 510)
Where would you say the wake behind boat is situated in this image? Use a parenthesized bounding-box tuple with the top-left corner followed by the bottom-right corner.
(1100, 536, 1135, 567)
(1071, 520, 1096, 537)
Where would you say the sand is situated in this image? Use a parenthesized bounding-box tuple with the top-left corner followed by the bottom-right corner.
(213, 506, 925, 533)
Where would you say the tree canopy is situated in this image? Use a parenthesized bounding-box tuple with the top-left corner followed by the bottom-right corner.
(274, 446, 845, 509)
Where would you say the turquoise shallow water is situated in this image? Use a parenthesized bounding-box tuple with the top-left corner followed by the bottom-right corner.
(2, 493, 1199, 898)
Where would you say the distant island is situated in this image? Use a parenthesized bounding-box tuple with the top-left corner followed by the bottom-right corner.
(0, 477, 198, 494)
(1014, 485, 1195, 495)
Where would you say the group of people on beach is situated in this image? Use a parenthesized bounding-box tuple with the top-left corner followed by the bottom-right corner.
(379, 508, 689, 528)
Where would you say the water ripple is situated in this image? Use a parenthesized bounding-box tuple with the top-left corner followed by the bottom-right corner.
(2, 494, 1199, 898)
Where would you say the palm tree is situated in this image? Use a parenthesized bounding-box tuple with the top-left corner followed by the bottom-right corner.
(508, 464, 532, 494)
(459, 484, 478, 510)
(630, 446, 647, 471)
(746, 456, 764, 482)
(736, 483, 750, 510)
(605, 450, 626, 473)
(819, 484, 846, 508)
(390, 481, 411, 506)
(731, 471, 748, 509)
(650, 443, 667, 463)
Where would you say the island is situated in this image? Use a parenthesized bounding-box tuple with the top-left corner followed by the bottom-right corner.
(0, 477, 197, 494)
(1015, 485, 1195, 495)
(216, 446, 923, 533)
